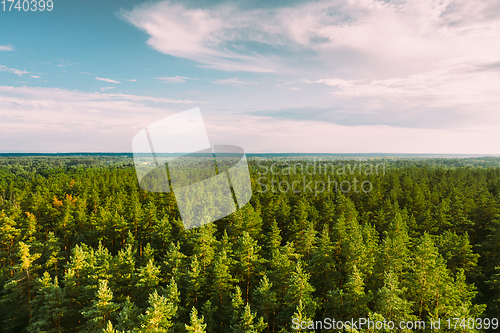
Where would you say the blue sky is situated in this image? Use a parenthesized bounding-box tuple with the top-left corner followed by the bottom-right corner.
(1, 0, 500, 153)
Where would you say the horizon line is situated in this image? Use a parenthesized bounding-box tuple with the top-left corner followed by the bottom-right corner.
(2, 152, 500, 157)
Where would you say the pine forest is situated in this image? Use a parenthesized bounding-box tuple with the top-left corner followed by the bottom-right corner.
(1, 155, 500, 333)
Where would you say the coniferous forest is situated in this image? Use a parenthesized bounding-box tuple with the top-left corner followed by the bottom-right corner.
(1, 155, 500, 332)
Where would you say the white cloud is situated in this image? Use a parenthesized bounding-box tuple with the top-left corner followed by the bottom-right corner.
(156, 75, 189, 83)
(122, 0, 500, 75)
(129, 79, 137, 82)
(0, 45, 14, 52)
(103, 93, 207, 104)
(212, 77, 250, 85)
(96, 77, 121, 83)
(121, 1, 284, 72)
(0, 65, 29, 76)
(119, 0, 500, 135)
(300, 59, 500, 125)
(0, 86, 208, 152)
(55, 60, 74, 67)
(3, 0, 499, 153)
(1, 83, 498, 153)
(237, 58, 500, 131)
(203, 114, 500, 154)
(100, 87, 114, 92)
(30, 75, 41, 79)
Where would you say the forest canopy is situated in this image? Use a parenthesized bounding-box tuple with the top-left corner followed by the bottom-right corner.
(0, 155, 500, 332)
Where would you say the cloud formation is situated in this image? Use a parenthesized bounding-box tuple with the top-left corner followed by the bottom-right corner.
(122, 0, 500, 75)
(212, 77, 251, 85)
(119, 0, 500, 147)
(0, 45, 14, 51)
(203, 113, 500, 154)
(4, 0, 500, 153)
(156, 75, 189, 83)
(96, 77, 121, 83)
(0, 86, 207, 152)
(0, 65, 29, 76)
(121, 1, 284, 72)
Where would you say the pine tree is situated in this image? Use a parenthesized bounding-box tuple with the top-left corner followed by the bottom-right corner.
(137, 290, 177, 333)
(230, 285, 244, 327)
(309, 225, 337, 300)
(201, 300, 218, 332)
(435, 230, 479, 276)
(280, 261, 317, 330)
(289, 300, 312, 333)
(343, 216, 377, 280)
(189, 223, 218, 276)
(142, 201, 158, 242)
(0, 241, 41, 332)
(219, 229, 233, 257)
(234, 231, 265, 303)
(487, 265, 500, 316)
(27, 272, 67, 333)
(0, 213, 20, 268)
(375, 269, 413, 323)
(165, 277, 183, 333)
(163, 241, 187, 284)
(211, 249, 237, 330)
(21, 211, 38, 243)
(92, 241, 113, 282)
(342, 265, 371, 319)
(63, 243, 96, 327)
(230, 204, 264, 241)
(127, 190, 143, 239)
(287, 199, 310, 242)
(186, 254, 205, 310)
(331, 214, 347, 261)
(42, 231, 64, 274)
(103, 320, 117, 333)
(407, 233, 454, 320)
(253, 275, 278, 333)
(185, 307, 207, 333)
(112, 211, 129, 248)
(262, 196, 290, 232)
(153, 217, 172, 249)
(266, 219, 282, 257)
(292, 219, 316, 260)
(268, 242, 298, 304)
(115, 297, 140, 333)
(2, 155, 500, 332)
(233, 303, 267, 333)
(134, 258, 161, 308)
(110, 236, 136, 303)
(375, 212, 410, 287)
(81, 279, 119, 332)
(449, 269, 485, 323)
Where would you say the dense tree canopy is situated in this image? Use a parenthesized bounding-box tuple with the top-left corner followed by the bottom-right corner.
(0, 155, 499, 332)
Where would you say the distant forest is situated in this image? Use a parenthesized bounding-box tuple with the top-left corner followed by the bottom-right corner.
(1, 155, 500, 332)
